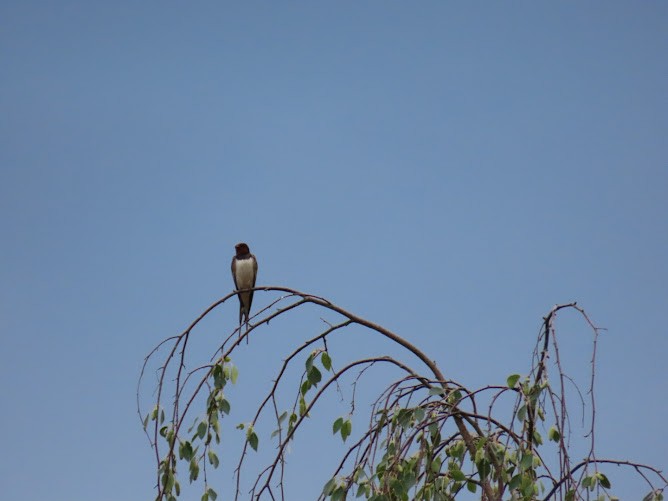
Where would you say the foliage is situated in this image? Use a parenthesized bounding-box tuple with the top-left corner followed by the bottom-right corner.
(138, 287, 667, 501)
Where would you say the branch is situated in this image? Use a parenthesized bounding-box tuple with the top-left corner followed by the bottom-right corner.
(543, 459, 668, 501)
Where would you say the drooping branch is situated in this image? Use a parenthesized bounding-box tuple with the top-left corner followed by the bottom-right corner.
(543, 459, 668, 501)
(138, 288, 666, 501)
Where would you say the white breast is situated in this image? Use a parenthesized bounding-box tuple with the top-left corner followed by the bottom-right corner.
(235, 259, 255, 289)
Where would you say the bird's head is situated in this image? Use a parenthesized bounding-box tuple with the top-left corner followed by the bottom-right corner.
(235, 242, 250, 257)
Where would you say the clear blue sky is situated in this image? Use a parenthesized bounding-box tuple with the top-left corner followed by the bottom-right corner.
(1, 2, 666, 500)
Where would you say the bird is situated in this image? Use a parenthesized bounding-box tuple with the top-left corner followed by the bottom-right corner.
(231, 242, 258, 326)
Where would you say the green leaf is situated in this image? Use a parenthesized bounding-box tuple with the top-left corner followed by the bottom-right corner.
(474, 436, 487, 453)
(477, 459, 491, 480)
(521, 474, 535, 496)
(301, 379, 311, 396)
(162, 469, 175, 491)
(533, 430, 543, 445)
(201, 491, 209, 501)
(517, 405, 527, 422)
(160, 409, 165, 424)
(597, 472, 611, 489)
(448, 440, 466, 461)
(236, 423, 245, 430)
(278, 411, 288, 425)
(248, 431, 259, 451)
(166, 428, 175, 446)
(174, 480, 180, 496)
(197, 421, 207, 440)
(210, 410, 220, 430)
(429, 422, 441, 445)
(582, 475, 593, 489)
(212, 364, 225, 389)
(352, 468, 366, 482)
(356, 484, 368, 498)
(413, 407, 426, 423)
(548, 425, 561, 442)
(507, 374, 521, 388)
(179, 441, 193, 461)
(396, 408, 412, 427)
(208, 449, 219, 468)
(305, 353, 315, 372)
(520, 453, 534, 472)
(230, 365, 239, 384)
(341, 419, 352, 442)
(509, 474, 521, 490)
(321, 352, 332, 371)
(299, 396, 307, 416)
(143, 413, 150, 430)
(212, 423, 221, 445)
(331, 486, 346, 501)
(189, 458, 200, 482)
(333, 417, 344, 434)
(450, 468, 466, 482)
(220, 398, 231, 415)
(308, 366, 322, 386)
(322, 477, 337, 496)
(429, 386, 445, 396)
(207, 487, 218, 501)
(467, 480, 477, 493)
(447, 389, 462, 404)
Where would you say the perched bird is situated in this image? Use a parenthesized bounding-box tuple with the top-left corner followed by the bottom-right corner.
(231, 242, 258, 325)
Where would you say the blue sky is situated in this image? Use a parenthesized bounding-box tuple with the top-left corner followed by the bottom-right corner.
(1, 2, 666, 500)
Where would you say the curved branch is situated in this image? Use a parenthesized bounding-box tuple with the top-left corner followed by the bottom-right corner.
(543, 459, 668, 501)
(254, 356, 422, 498)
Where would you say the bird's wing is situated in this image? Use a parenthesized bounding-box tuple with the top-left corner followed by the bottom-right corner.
(231, 257, 239, 290)
(244, 255, 257, 313)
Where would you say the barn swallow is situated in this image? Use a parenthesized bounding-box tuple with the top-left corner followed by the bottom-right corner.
(231, 242, 258, 325)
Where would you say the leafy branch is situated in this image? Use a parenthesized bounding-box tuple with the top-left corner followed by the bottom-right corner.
(138, 288, 667, 501)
